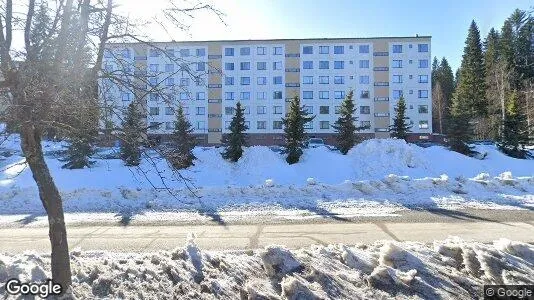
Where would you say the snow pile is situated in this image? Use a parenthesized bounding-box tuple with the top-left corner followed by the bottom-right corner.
(1, 238, 533, 299)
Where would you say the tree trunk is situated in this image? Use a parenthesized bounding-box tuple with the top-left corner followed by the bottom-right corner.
(20, 124, 72, 292)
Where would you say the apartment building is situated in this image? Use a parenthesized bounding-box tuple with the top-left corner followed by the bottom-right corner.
(100, 36, 432, 145)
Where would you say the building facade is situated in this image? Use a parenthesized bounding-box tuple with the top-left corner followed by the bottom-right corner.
(101, 36, 432, 145)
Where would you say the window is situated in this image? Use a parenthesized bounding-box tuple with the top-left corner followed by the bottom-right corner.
(273, 91, 282, 99)
(334, 46, 344, 54)
(150, 122, 160, 129)
(240, 47, 250, 56)
(197, 121, 206, 130)
(303, 46, 313, 54)
(361, 121, 371, 128)
(319, 76, 329, 84)
(359, 76, 370, 84)
(149, 49, 160, 57)
(303, 91, 313, 99)
(180, 92, 190, 100)
(418, 90, 429, 98)
(393, 75, 403, 83)
(273, 47, 283, 55)
(319, 91, 329, 99)
(273, 106, 283, 114)
(319, 61, 329, 69)
(303, 61, 313, 69)
(243, 106, 250, 114)
(165, 64, 174, 72)
(180, 78, 189, 86)
(197, 62, 205, 71)
(303, 106, 313, 114)
(320, 121, 330, 129)
(359, 45, 369, 53)
(361, 90, 370, 99)
(419, 59, 429, 68)
(121, 92, 130, 101)
(240, 92, 250, 100)
(319, 46, 329, 54)
(392, 44, 403, 53)
(240, 62, 250, 70)
(166, 78, 174, 86)
(257, 46, 266, 55)
(257, 62, 267, 70)
(225, 92, 235, 100)
(165, 107, 174, 115)
(273, 61, 282, 70)
(225, 48, 234, 56)
(334, 61, 344, 69)
(149, 93, 159, 101)
(273, 121, 283, 129)
(196, 92, 205, 100)
(334, 76, 344, 84)
(165, 122, 174, 130)
(419, 75, 429, 83)
(360, 106, 370, 114)
(224, 121, 231, 129)
(320, 106, 330, 114)
(149, 64, 159, 72)
(393, 90, 403, 99)
(257, 121, 267, 129)
(334, 91, 345, 99)
(241, 77, 251, 85)
(303, 76, 313, 84)
(196, 48, 206, 57)
(257, 92, 266, 100)
(418, 105, 429, 114)
(273, 76, 282, 85)
(149, 77, 158, 86)
(225, 107, 235, 115)
(225, 76, 234, 85)
(335, 106, 341, 114)
(257, 106, 266, 114)
(196, 107, 205, 115)
(418, 44, 429, 52)
(183, 107, 189, 115)
(180, 49, 190, 57)
(359, 60, 370, 68)
(257, 76, 267, 85)
(392, 60, 402, 68)
(419, 120, 429, 129)
(225, 63, 234, 70)
(304, 121, 313, 129)
(149, 107, 159, 115)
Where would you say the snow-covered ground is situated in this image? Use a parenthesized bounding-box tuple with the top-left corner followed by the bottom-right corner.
(1, 237, 533, 299)
(0, 134, 533, 225)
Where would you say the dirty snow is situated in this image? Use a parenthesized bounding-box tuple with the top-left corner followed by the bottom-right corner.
(1, 237, 533, 299)
(1, 135, 533, 225)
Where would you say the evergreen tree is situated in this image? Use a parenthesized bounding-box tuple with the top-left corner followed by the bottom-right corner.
(447, 95, 475, 155)
(498, 91, 532, 158)
(431, 56, 440, 89)
(389, 96, 412, 141)
(282, 96, 315, 164)
(457, 20, 487, 118)
(120, 102, 143, 166)
(222, 102, 248, 162)
(332, 90, 367, 154)
(167, 106, 196, 169)
(61, 134, 95, 169)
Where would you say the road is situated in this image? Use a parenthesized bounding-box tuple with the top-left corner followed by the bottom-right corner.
(1, 209, 533, 252)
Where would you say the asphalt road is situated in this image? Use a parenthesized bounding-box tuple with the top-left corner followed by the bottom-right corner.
(1, 209, 533, 252)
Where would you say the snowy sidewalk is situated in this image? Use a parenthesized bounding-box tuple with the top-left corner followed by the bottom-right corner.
(2, 219, 533, 253)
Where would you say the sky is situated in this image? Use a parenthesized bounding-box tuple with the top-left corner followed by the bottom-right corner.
(115, 0, 533, 72)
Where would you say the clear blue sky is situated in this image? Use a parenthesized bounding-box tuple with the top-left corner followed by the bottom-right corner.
(160, 0, 533, 72)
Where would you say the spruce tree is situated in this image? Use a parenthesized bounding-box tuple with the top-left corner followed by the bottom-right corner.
(332, 90, 367, 154)
(120, 101, 143, 166)
(61, 134, 95, 169)
(167, 106, 196, 169)
(282, 95, 315, 164)
(498, 91, 532, 158)
(448, 95, 475, 155)
(222, 102, 248, 162)
(389, 96, 412, 141)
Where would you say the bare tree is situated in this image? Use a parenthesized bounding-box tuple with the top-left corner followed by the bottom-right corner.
(0, 0, 224, 294)
(432, 81, 445, 134)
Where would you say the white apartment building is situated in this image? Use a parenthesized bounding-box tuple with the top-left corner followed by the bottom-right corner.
(100, 36, 432, 145)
